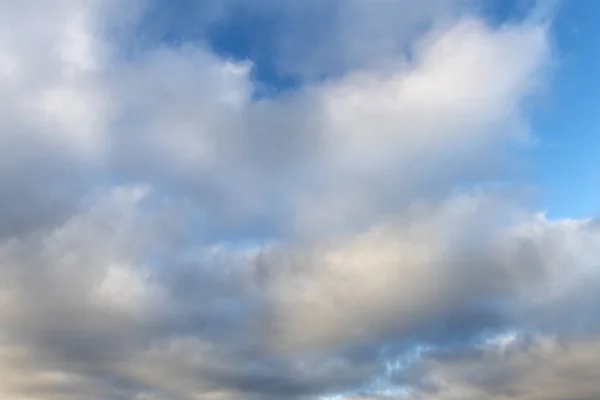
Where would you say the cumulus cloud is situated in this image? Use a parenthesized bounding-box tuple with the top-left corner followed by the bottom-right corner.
(105, 15, 550, 238)
(2, 188, 598, 400)
(390, 333, 600, 400)
(0, 0, 597, 399)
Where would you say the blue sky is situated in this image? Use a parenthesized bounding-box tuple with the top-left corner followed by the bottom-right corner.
(533, 0, 600, 218)
(1, 1, 600, 399)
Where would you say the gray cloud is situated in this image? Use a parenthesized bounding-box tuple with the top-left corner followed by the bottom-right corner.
(1, 187, 598, 399)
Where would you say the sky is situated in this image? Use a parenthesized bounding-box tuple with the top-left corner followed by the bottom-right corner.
(532, 0, 600, 219)
(0, 0, 599, 399)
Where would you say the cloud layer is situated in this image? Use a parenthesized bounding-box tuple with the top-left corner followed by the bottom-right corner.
(0, 1, 598, 399)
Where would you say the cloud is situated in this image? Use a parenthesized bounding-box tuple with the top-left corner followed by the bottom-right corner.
(1, 188, 599, 399)
(0, 0, 597, 399)
(391, 333, 600, 400)
(102, 15, 550, 239)
(137, 0, 470, 80)
(0, 0, 130, 238)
